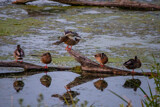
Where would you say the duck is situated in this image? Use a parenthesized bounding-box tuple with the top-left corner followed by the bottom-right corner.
(53, 30, 81, 50)
(41, 52, 52, 69)
(14, 45, 25, 62)
(123, 56, 142, 78)
(94, 53, 108, 67)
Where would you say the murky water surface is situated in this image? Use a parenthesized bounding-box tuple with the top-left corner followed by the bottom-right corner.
(0, 0, 160, 107)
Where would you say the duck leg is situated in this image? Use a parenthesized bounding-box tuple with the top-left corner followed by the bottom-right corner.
(44, 64, 48, 69)
(131, 69, 134, 79)
(65, 45, 69, 50)
(100, 64, 104, 68)
(45, 71, 48, 75)
(68, 46, 72, 50)
(99, 77, 104, 80)
(65, 86, 71, 92)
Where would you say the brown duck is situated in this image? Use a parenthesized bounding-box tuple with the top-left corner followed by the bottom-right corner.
(123, 56, 142, 78)
(53, 30, 81, 50)
(94, 53, 108, 67)
(41, 52, 52, 69)
(14, 45, 25, 62)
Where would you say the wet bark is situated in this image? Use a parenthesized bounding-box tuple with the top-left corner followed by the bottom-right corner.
(12, 0, 160, 11)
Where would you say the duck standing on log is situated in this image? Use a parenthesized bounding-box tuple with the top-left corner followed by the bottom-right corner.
(14, 45, 25, 62)
(53, 30, 81, 50)
(41, 52, 52, 69)
(94, 53, 108, 67)
(123, 56, 142, 78)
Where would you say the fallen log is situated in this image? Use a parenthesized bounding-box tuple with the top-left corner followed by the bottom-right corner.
(0, 49, 156, 77)
(12, 0, 160, 11)
(67, 49, 156, 76)
(0, 61, 71, 71)
(12, 0, 36, 4)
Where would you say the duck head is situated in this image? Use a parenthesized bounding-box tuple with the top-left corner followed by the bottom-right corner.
(17, 45, 21, 50)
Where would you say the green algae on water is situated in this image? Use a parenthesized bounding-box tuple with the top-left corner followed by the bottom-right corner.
(0, 18, 44, 36)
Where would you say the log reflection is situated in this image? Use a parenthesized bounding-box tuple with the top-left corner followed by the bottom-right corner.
(66, 72, 113, 89)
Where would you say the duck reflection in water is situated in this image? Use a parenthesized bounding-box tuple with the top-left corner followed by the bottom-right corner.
(13, 78, 24, 92)
(123, 78, 141, 91)
(94, 79, 108, 91)
(52, 90, 80, 104)
(40, 73, 52, 88)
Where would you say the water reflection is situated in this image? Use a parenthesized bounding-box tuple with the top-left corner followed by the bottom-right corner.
(13, 78, 24, 92)
(52, 90, 80, 104)
(66, 75, 98, 89)
(94, 79, 108, 91)
(123, 78, 141, 91)
(40, 72, 52, 88)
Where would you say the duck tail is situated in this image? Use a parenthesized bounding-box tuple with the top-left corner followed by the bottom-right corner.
(123, 62, 128, 66)
(53, 41, 62, 45)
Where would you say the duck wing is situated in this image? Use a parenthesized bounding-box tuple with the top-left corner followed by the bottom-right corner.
(123, 59, 135, 67)
(53, 36, 68, 45)
(20, 49, 25, 57)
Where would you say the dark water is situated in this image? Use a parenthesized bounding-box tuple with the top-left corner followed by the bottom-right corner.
(0, 0, 159, 107)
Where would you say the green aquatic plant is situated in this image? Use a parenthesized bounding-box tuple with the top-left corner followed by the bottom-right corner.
(71, 66, 82, 74)
(139, 55, 160, 107)
(18, 93, 94, 107)
(0, 18, 44, 36)
(108, 89, 131, 107)
(150, 55, 160, 92)
(64, 94, 94, 107)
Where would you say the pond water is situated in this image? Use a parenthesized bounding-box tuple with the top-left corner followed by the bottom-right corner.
(0, 0, 160, 107)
